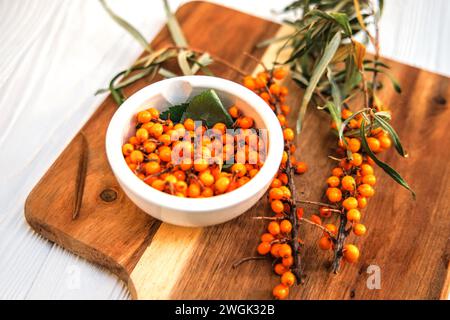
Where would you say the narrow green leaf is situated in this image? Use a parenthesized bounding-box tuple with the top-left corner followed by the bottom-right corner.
(190, 53, 213, 74)
(360, 120, 415, 198)
(338, 109, 368, 143)
(158, 67, 177, 78)
(177, 50, 193, 75)
(324, 101, 341, 134)
(373, 114, 408, 157)
(163, 0, 188, 47)
(184, 89, 233, 127)
(99, 0, 151, 52)
(256, 34, 292, 48)
(296, 32, 342, 133)
(327, 67, 342, 115)
(365, 67, 402, 93)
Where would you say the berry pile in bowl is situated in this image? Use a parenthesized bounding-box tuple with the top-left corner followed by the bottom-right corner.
(106, 76, 284, 227)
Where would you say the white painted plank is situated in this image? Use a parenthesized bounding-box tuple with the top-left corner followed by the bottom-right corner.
(0, 0, 448, 300)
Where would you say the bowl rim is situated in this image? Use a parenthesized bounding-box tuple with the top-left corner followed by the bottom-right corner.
(105, 75, 283, 213)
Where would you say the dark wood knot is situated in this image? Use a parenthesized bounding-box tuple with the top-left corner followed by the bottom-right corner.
(433, 95, 447, 105)
(350, 289, 356, 299)
(100, 189, 117, 202)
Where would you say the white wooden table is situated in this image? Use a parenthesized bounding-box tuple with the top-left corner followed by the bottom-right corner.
(1, 0, 449, 300)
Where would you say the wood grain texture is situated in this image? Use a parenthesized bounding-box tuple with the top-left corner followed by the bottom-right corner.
(24, 2, 450, 300)
(2, 0, 450, 299)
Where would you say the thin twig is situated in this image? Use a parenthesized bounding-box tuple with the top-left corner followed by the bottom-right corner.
(295, 199, 338, 209)
(232, 256, 267, 269)
(300, 217, 336, 239)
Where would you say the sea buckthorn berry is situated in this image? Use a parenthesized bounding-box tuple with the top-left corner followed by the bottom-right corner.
(137, 110, 152, 123)
(282, 256, 294, 267)
(159, 146, 172, 162)
(280, 86, 288, 96)
(269, 188, 284, 200)
(249, 168, 259, 178)
(228, 106, 239, 118)
(149, 123, 164, 138)
(296, 162, 308, 174)
(362, 174, 376, 186)
(271, 178, 282, 188)
(357, 196, 368, 209)
(268, 221, 281, 236)
(243, 76, 256, 90)
(130, 150, 144, 164)
(341, 109, 353, 120)
(341, 175, 356, 191)
(129, 136, 138, 145)
(182, 118, 194, 131)
(366, 156, 375, 166)
(343, 244, 360, 263)
(136, 128, 149, 142)
(281, 105, 291, 115)
(343, 197, 358, 210)
(278, 244, 292, 259)
(332, 167, 344, 177)
(353, 223, 367, 236)
(271, 200, 284, 214)
(143, 141, 157, 153)
(367, 137, 381, 153)
(270, 243, 282, 258)
(173, 170, 186, 181)
(175, 181, 188, 193)
(215, 176, 230, 194)
(327, 176, 340, 187)
(310, 214, 322, 225)
(122, 143, 134, 156)
(319, 207, 332, 218)
(318, 236, 332, 250)
(281, 271, 296, 287)
(194, 158, 209, 172)
(278, 173, 288, 185)
(327, 187, 342, 203)
(360, 163, 374, 176)
(358, 183, 375, 197)
(187, 183, 201, 198)
(151, 179, 165, 191)
(145, 161, 161, 175)
(348, 138, 361, 153)
(324, 224, 337, 236)
(273, 284, 289, 300)
(283, 128, 295, 141)
(148, 107, 159, 119)
(350, 153, 363, 166)
(257, 242, 271, 255)
(280, 220, 292, 234)
(148, 153, 160, 163)
(274, 263, 288, 275)
(296, 207, 304, 219)
(269, 83, 280, 95)
(281, 151, 288, 164)
(201, 187, 213, 197)
(231, 163, 247, 177)
(213, 122, 227, 134)
(273, 68, 287, 80)
(346, 208, 361, 222)
(261, 233, 275, 243)
(158, 133, 171, 146)
(199, 172, 215, 187)
(238, 116, 254, 129)
(260, 92, 270, 103)
(379, 134, 392, 149)
(164, 174, 177, 185)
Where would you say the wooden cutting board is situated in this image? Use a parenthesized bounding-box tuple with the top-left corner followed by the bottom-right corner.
(25, 1, 450, 300)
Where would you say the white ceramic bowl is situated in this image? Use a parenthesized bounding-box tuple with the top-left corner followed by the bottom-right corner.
(106, 76, 283, 227)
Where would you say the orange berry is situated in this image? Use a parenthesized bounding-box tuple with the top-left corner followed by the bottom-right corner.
(280, 220, 292, 234)
(260, 92, 270, 103)
(327, 187, 342, 203)
(281, 105, 291, 115)
(318, 236, 333, 250)
(187, 183, 201, 198)
(353, 223, 367, 236)
(151, 179, 165, 191)
(269, 83, 280, 95)
(341, 109, 353, 120)
(257, 242, 271, 255)
(367, 137, 381, 153)
(332, 167, 344, 177)
(228, 106, 240, 118)
(136, 128, 149, 142)
(147, 107, 159, 119)
(274, 263, 288, 275)
(271, 178, 282, 188)
(201, 187, 214, 197)
(278, 173, 288, 185)
(360, 163, 374, 176)
(149, 123, 164, 138)
(270, 243, 282, 258)
(128, 136, 138, 145)
(238, 116, 254, 129)
(319, 207, 332, 218)
(261, 233, 275, 243)
(280, 86, 288, 96)
(175, 180, 188, 193)
(296, 207, 304, 219)
(159, 146, 172, 162)
(342, 197, 358, 210)
(348, 138, 361, 153)
(199, 172, 215, 187)
(273, 68, 287, 80)
(269, 188, 284, 200)
(358, 184, 375, 197)
(145, 161, 161, 175)
(362, 174, 376, 186)
(271, 200, 284, 214)
(137, 110, 152, 123)
(324, 223, 337, 236)
(158, 133, 171, 146)
(296, 162, 308, 174)
(231, 163, 247, 177)
(357, 196, 368, 209)
(281, 271, 296, 287)
(268, 221, 281, 236)
(130, 150, 144, 164)
(243, 76, 256, 90)
(194, 158, 209, 172)
(341, 175, 356, 191)
(278, 244, 292, 259)
(215, 176, 231, 193)
(273, 284, 289, 300)
(147, 153, 160, 163)
(379, 135, 392, 149)
(310, 214, 322, 225)
(282, 256, 294, 267)
(343, 244, 360, 263)
(346, 208, 361, 222)
(350, 153, 363, 166)
(143, 141, 157, 153)
(326, 176, 340, 187)
(122, 143, 134, 156)
(283, 128, 295, 141)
